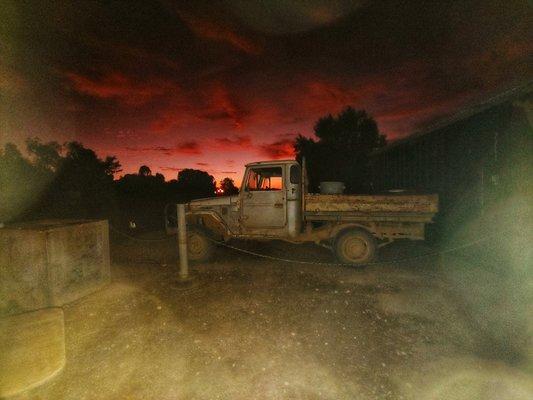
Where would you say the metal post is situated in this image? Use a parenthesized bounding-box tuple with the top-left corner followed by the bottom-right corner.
(177, 203, 189, 280)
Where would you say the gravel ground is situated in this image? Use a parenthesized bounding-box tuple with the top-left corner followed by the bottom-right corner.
(16, 237, 533, 400)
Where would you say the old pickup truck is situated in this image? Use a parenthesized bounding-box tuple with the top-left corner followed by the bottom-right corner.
(166, 160, 438, 265)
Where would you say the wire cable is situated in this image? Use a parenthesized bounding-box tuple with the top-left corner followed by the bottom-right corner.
(109, 224, 504, 267)
(203, 234, 495, 267)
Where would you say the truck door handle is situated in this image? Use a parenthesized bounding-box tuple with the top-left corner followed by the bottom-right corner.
(274, 202, 283, 208)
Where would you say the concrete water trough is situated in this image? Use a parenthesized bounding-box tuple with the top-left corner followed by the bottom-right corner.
(0, 219, 110, 396)
(0, 219, 111, 316)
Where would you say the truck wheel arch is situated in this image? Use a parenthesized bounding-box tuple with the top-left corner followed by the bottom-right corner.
(330, 223, 376, 242)
(186, 211, 229, 240)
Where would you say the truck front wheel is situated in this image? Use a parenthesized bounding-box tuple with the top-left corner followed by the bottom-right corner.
(334, 229, 376, 265)
(187, 227, 214, 262)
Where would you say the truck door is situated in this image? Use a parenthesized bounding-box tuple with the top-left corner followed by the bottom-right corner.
(241, 166, 287, 229)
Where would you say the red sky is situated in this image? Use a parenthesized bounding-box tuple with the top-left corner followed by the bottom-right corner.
(1, 0, 531, 184)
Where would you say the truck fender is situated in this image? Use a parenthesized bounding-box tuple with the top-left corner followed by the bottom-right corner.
(186, 210, 230, 240)
(330, 223, 376, 243)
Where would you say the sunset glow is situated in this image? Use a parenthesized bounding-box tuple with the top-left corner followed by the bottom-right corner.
(1, 1, 531, 183)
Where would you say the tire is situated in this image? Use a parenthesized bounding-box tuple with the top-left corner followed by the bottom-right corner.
(187, 227, 214, 262)
(334, 228, 376, 265)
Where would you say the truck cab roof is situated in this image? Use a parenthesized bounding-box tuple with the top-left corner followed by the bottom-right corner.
(245, 160, 297, 167)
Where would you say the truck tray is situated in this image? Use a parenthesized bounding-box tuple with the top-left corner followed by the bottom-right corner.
(304, 194, 439, 214)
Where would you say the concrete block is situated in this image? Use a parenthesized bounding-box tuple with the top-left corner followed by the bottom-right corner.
(0, 220, 110, 316)
(0, 307, 65, 398)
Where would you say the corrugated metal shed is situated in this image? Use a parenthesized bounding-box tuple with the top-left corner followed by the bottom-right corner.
(371, 82, 532, 239)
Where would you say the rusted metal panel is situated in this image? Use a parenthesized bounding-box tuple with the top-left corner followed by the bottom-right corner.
(241, 190, 287, 228)
(304, 212, 435, 223)
(304, 194, 438, 214)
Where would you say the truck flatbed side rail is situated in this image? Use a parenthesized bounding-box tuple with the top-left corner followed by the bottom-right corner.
(305, 193, 438, 214)
(304, 211, 436, 223)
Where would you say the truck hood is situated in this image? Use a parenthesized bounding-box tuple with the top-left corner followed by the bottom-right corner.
(189, 195, 238, 208)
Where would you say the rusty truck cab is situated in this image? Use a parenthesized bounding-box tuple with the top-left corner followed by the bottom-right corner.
(239, 160, 302, 238)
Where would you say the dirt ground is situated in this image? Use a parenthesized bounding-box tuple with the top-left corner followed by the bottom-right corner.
(16, 237, 533, 400)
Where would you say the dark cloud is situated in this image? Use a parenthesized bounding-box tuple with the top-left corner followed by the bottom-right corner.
(1, 0, 531, 180)
(176, 141, 202, 155)
(176, 10, 262, 55)
(215, 135, 252, 148)
(200, 82, 249, 128)
(65, 71, 172, 106)
(159, 166, 182, 172)
(225, 0, 365, 34)
(258, 133, 297, 159)
(126, 141, 201, 156)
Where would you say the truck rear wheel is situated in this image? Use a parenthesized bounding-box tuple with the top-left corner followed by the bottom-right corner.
(334, 229, 376, 265)
(187, 227, 214, 262)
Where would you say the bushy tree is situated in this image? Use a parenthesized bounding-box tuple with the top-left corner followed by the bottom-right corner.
(26, 137, 62, 171)
(0, 143, 52, 222)
(295, 107, 386, 193)
(0, 140, 121, 222)
(43, 141, 121, 219)
(220, 177, 239, 195)
(176, 169, 216, 200)
(114, 166, 175, 231)
(138, 165, 152, 176)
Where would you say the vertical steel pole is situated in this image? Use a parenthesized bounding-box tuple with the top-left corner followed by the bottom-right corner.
(177, 203, 189, 279)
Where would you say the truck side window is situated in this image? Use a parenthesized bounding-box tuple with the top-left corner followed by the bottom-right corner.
(245, 167, 283, 191)
(290, 165, 301, 184)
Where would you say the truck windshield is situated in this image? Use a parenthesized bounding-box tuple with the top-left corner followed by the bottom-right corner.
(246, 167, 283, 191)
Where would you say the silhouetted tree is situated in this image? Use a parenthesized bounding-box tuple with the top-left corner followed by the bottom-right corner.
(220, 177, 239, 195)
(26, 137, 62, 171)
(0, 143, 52, 222)
(176, 169, 216, 200)
(295, 107, 386, 192)
(44, 141, 121, 219)
(0, 140, 121, 222)
(138, 165, 152, 176)
(115, 167, 174, 231)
